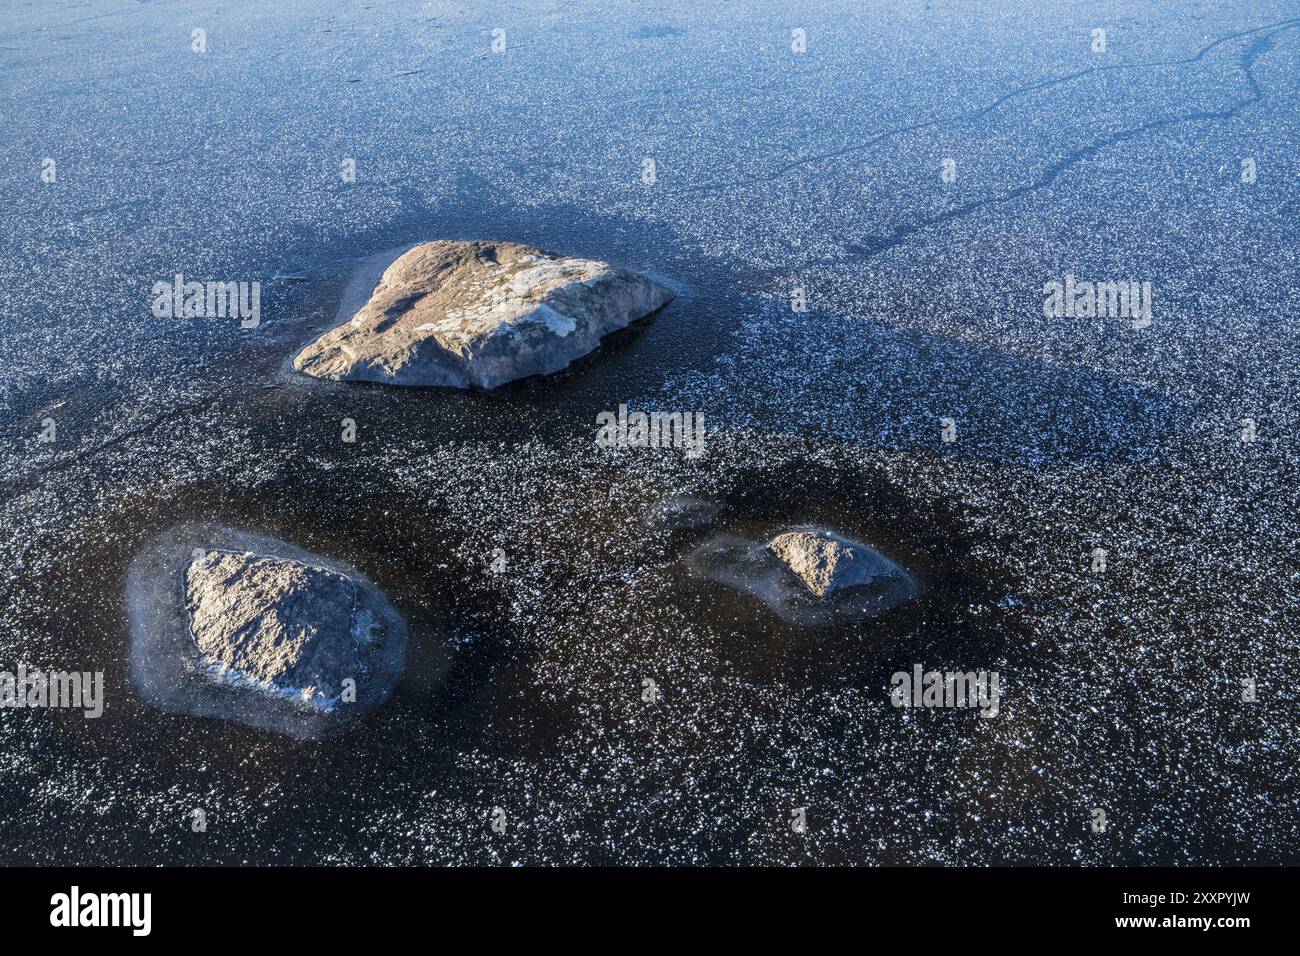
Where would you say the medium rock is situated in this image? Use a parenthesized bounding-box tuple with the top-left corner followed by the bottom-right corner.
(293, 240, 675, 389)
(183, 550, 379, 710)
(126, 525, 407, 739)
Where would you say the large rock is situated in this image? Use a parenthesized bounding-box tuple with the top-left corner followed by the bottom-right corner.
(293, 241, 675, 389)
(767, 529, 903, 597)
(126, 525, 407, 739)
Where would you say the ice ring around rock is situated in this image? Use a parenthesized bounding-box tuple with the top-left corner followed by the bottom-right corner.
(126, 524, 407, 739)
(687, 525, 917, 625)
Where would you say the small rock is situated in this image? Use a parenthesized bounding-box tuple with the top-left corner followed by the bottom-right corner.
(293, 240, 675, 389)
(767, 528, 903, 597)
(686, 525, 916, 625)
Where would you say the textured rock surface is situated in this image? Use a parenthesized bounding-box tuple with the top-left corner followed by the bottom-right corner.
(184, 550, 379, 710)
(767, 529, 904, 597)
(293, 240, 675, 389)
(127, 525, 409, 739)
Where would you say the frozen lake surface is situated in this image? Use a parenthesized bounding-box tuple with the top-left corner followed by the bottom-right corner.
(0, 0, 1297, 864)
